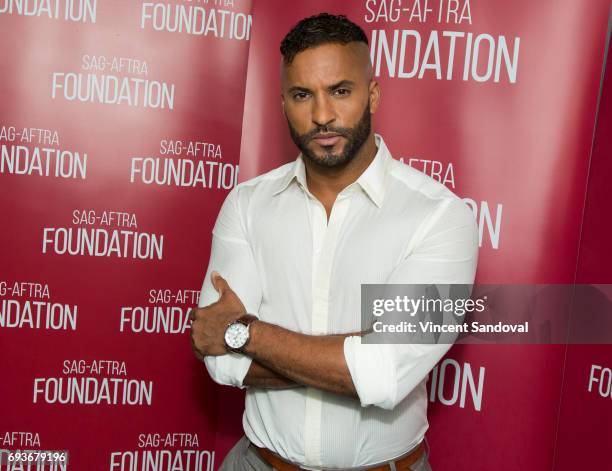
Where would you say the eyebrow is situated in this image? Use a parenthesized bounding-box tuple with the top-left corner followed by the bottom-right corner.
(287, 80, 356, 94)
(328, 80, 355, 91)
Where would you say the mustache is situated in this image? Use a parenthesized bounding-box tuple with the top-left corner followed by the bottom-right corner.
(301, 125, 351, 142)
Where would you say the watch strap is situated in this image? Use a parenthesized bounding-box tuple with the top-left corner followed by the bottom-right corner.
(235, 313, 258, 327)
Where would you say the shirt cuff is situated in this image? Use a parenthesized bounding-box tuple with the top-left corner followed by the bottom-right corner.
(203, 352, 253, 389)
(343, 336, 397, 409)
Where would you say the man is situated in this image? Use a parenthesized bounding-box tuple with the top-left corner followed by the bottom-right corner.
(190, 13, 478, 471)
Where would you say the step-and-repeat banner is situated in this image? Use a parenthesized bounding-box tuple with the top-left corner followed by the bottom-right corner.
(554, 34, 612, 470)
(1, 0, 611, 469)
(238, 1, 612, 470)
(0, 0, 253, 469)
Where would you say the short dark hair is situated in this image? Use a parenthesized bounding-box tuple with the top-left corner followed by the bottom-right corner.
(280, 13, 368, 64)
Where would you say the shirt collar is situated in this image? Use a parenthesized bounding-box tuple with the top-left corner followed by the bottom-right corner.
(273, 153, 308, 196)
(354, 134, 389, 208)
(273, 133, 391, 208)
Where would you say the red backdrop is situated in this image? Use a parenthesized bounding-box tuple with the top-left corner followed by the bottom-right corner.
(1, 0, 252, 468)
(238, 1, 612, 470)
(1, 0, 611, 469)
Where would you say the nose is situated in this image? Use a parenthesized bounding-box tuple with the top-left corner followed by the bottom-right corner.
(311, 94, 335, 127)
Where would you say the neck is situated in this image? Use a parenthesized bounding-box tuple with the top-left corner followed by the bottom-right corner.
(303, 133, 377, 201)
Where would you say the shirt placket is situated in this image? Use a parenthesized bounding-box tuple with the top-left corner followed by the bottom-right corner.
(303, 189, 353, 468)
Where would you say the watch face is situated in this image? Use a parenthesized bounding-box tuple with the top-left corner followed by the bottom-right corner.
(225, 322, 249, 349)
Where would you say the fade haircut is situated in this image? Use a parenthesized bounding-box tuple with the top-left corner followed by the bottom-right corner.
(280, 13, 369, 65)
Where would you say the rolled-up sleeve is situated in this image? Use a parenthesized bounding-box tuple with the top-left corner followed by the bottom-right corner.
(198, 187, 262, 388)
(344, 198, 479, 409)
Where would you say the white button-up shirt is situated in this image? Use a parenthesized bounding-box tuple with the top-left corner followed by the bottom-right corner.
(199, 134, 478, 469)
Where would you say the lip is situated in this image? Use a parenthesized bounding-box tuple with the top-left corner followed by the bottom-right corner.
(312, 133, 342, 147)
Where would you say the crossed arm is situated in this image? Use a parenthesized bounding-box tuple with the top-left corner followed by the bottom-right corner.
(243, 322, 357, 395)
(190, 271, 359, 397)
(243, 361, 296, 389)
(191, 190, 478, 409)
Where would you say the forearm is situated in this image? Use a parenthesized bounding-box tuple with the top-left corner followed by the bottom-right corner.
(244, 321, 359, 398)
(243, 360, 301, 389)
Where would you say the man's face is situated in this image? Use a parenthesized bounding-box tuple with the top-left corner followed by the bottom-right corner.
(281, 42, 379, 168)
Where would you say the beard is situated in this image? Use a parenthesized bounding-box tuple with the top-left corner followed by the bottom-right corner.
(287, 103, 371, 168)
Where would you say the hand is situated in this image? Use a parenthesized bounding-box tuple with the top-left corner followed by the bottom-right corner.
(189, 272, 247, 359)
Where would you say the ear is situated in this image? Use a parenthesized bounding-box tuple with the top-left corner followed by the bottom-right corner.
(368, 80, 381, 114)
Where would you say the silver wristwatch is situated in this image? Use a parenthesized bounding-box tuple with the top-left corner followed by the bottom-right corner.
(224, 314, 258, 352)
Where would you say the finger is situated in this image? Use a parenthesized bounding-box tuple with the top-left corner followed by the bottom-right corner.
(211, 271, 231, 296)
(191, 339, 203, 362)
(211, 271, 221, 293)
(189, 330, 202, 359)
(189, 307, 206, 321)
